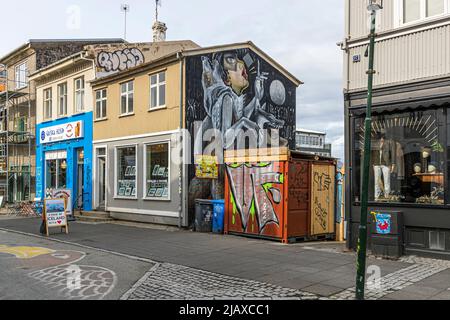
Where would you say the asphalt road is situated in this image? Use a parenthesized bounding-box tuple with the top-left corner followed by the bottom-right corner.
(0, 229, 154, 300)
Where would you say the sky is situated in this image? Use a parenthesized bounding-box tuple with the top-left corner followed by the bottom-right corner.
(0, 0, 345, 160)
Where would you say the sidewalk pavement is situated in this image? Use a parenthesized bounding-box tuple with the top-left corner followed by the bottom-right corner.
(0, 217, 449, 300)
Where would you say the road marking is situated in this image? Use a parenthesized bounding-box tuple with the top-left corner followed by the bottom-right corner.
(0, 245, 54, 259)
(0, 227, 157, 264)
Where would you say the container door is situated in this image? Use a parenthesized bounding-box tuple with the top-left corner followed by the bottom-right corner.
(310, 164, 336, 236)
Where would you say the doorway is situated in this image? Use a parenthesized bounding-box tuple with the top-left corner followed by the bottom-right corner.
(76, 148, 84, 209)
(96, 148, 106, 210)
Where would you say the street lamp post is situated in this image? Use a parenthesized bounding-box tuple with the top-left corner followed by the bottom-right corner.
(355, 0, 383, 301)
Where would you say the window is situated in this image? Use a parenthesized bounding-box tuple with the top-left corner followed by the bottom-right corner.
(15, 62, 27, 89)
(352, 109, 445, 205)
(57, 83, 68, 117)
(44, 88, 52, 120)
(120, 81, 134, 115)
(145, 143, 170, 200)
(116, 146, 137, 198)
(150, 72, 166, 110)
(401, 0, 448, 24)
(45, 151, 67, 190)
(74, 77, 85, 113)
(95, 89, 107, 120)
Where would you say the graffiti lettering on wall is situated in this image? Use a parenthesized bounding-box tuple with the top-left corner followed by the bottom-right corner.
(96, 48, 145, 72)
(314, 172, 332, 192)
(227, 162, 284, 234)
(313, 197, 328, 231)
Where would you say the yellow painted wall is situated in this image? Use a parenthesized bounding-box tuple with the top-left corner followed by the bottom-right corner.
(93, 60, 182, 141)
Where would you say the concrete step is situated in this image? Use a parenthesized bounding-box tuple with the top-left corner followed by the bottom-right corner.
(74, 210, 113, 223)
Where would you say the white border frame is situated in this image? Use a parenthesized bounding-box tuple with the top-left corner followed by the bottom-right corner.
(74, 76, 85, 114)
(142, 140, 171, 202)
(57, 81, 68, 118)
(119, 79, 135, 117)
(114, 143, 138, 200)
(93, 145, 108, 210)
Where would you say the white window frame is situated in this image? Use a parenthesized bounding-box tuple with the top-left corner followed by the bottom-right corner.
(44, 150, 68, 190)
(93, 145, 108, 209)
(74, 76, 85, 113)
(114, 144, 138, 199)
(15, 61, 28, 90)
(43, 88, 53, 120)
(95, 88, 108, 120)
(149, 71, 166, 111)
(57, 82, 68, 117)
(395, 0, 450, 27)
(120, 80, 134, 116)
(143, 140, 171, 201)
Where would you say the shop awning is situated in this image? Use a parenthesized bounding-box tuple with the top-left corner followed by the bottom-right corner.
(349, 97, 450, 117)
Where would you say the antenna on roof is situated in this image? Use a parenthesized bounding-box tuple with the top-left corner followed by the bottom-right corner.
(121, 4, 130, 40)
(155, 0, 162, 21)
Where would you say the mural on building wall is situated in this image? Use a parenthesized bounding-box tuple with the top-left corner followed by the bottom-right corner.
(185, 48, 296, 220)
(226, 162, 284, 235)
(96, 48, 145, 72)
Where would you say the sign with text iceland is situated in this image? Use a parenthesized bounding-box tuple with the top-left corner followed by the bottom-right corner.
(40, 120, 84, 144)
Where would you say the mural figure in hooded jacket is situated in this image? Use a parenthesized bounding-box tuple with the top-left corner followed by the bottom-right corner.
(194, 50, 287, 155)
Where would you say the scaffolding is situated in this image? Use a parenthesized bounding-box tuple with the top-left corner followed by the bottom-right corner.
(0, 63, 33, 211)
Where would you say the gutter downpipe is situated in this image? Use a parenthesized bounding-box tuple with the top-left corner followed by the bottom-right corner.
(177, 52, 184, 229)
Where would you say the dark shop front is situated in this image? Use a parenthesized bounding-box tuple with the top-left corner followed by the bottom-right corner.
(346, 92, 450, 258)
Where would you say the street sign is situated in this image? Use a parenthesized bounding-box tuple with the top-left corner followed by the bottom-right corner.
(44, 198, 69, 236)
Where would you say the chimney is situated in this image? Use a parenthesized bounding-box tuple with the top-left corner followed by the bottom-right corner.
(152, 21, 167, 42)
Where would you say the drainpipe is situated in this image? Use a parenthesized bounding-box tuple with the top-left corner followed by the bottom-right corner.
(177, 52, 184, 228)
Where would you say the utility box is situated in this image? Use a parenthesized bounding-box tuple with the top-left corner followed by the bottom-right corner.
(224, 148, 336, 243)
(369, 210, 404, 258)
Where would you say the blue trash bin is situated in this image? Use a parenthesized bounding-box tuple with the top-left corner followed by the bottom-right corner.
(211, 200, 225, 234)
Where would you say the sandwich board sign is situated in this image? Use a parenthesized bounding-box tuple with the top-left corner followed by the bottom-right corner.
(44, 198, 69, 236)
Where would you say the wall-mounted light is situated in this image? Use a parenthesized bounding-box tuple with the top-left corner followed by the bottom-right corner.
(79, 150, 84, 161)
(368, 0, 383, 11)
(60, 160, 67, 170)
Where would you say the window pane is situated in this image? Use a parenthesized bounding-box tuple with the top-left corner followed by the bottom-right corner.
(128, 93, 134, 113)
(353, 109, 445, 205)
(121, 83, 127, 93)
(96, 90, 101, 100)
(121, 95, 127, 114)
(128, 81, 134, 91)
(427, 0, 445, 17)
(151, 87, 158, 108)
(404, 0, 421, 23)
(151, 75, 157, 85)
(117, 147, 136, 197)
(58, 159, 67, 188)
(46, 160, 57, 189)
(102, 100, 107, 118)
(159, 72, 165, 83)
(159, 84, 166, 106)
(96, 101, 101, 119)
(146, 143, 169, 199)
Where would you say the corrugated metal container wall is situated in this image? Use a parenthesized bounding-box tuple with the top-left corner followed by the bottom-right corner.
(348, 24, 450, 90)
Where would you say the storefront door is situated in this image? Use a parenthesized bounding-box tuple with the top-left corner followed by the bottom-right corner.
(76, 149, 84, 209)
(96, 148, 106, 209)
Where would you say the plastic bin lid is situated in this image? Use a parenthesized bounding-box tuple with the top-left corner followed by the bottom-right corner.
(210, 199, 225, 204)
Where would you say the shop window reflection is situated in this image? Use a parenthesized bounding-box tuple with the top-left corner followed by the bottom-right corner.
(353, 109, 445, 205)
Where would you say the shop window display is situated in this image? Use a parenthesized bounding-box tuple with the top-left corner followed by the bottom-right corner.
(145, 143, 169, 199)
(353, 109, 445, 205)
(116, 146, 136, 197)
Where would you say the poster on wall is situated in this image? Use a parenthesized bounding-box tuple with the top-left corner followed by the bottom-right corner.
(51, 189, 72, 217)
(44, 198, 68, 236)
(195, 155, 219, 179)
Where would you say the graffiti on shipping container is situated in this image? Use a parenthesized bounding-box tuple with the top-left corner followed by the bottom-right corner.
(226, 162, 284, 234)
